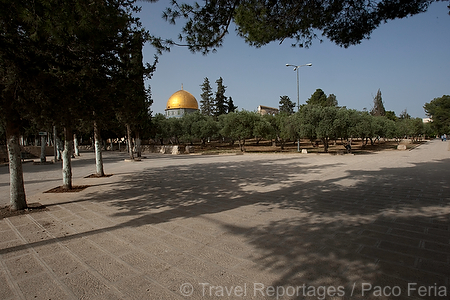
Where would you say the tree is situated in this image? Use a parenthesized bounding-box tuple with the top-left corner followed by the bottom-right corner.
(424, 95, 450, 135)
(181, 112, 204, 144)
(396, 118, 414, 140)
(399, 109, 411, 120)
(307, 89, 328, 106)
(253, 114, 276, 144)
(371, 89, 386, 116)
(353, 111, 377, 146)
(219, 111, 259, 152)
(274, 113, 292, 150)
(215, 77, 228, 117)
(227, 97, 238, 113)
(115, 31, 156, 160)
(385, 110, 397, 122)
(298, 105, 340, 152)
(194, 115, 220, 145)
(159, 0, 445, 54)
(1, 0, 148, 209)
(326, 94, 339, 107)
(279, 95, 295, 114)
(200, 77, 215, 116)
(151, 113, 167, 144)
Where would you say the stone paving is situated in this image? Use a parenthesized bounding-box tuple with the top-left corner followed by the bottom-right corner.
(0, 139, 449, 299)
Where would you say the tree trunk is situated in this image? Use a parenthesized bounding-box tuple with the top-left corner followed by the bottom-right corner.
(93, 120, 105, 176)
(238, 138, 246, 152)
(73, 133, 80, 156)
(6, 120, 27, 211)
(126, 123, 134, 160)
(322, 138, 329, 153)
(40, 135, 46, 163)
(53, 126, 58, 162)
(62, 127, 73, 190)
(56, 136, 62, 161)
(135, 131, 141, 158)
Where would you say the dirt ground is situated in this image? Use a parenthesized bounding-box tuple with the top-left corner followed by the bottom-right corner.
(0, 203, 47, 220)
(194, 138, 425, 154)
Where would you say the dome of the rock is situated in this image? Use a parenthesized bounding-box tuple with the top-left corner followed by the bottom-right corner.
(166, 90, 198, 110)
(165, 88, 199, 118)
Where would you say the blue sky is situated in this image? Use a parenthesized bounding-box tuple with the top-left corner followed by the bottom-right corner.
(137, 1, 449, 118)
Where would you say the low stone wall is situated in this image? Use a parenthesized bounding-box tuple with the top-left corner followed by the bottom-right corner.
(22, 146, 54, 157)
(143, 145, 194, 155)
(78, 144, 195, 155)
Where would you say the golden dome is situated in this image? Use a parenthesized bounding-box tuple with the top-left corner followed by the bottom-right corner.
(165, 89, 198, 110)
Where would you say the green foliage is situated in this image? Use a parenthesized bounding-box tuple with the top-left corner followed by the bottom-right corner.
(307, 89, 328, 106)
(215, 77, 228, 117)
(353, 111, 375, 143)
(399, 109, 411, 120)
(279, 95, 295, 114)
(150, 104, 430, 149)
(297, 105, 341, 152)
(159, 0, 442, 53)
(151, 113, 167, 143)
(200, 77, 214, 116)
(424, 95, 450, 134)
(306, 89, 338, 107)
(181, 111, 219, 144)
(219, 110, 259, 151)
(115, 30, 156, 140)
(1, 0, 150, 134)
(326, 94, 338, 107)
(227, 97, 238, 113)
(371, 89, 386, 116)
(385, 110, 397, 121)
(254, 114, 276, 141)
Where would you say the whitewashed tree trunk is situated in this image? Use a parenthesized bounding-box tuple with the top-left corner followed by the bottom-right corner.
(62, 127, 73, 189)
(40, 135, 46, 163)
(56, 135, 62, 161)
(93, 121, 104, 176)
(126, 123, 134, 160)
(6, 125, 27, 211)
(53, 126, 58, 162)
(73, 133, 80, 156)
(135, 132, 141, 158)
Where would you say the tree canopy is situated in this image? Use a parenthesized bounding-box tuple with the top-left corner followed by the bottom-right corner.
(279, 95, 295, 114)
(371, 89, 386, 116)
(214, 77, 228, 117)
(200, 77, 214, 116)
(424, 95, 450, 134)
(1, 0, 152, 209)
(307, 89, 327, 106)
(156, 0, 448, 54)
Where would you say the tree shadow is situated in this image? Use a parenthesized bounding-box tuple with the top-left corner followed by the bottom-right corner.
(77, 154, 450, 298)
(2, 153, 449, 298)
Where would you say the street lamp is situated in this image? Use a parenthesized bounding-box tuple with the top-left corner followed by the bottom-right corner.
(285, 63, 312, 111)
(286, 63, 312, 152)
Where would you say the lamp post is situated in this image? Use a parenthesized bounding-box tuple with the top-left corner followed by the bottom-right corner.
(286, 63, 312, 152)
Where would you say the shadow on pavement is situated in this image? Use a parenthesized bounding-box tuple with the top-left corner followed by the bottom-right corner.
(2, 154, 449, 298)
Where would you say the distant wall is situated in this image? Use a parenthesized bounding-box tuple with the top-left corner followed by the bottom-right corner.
(0, 146, 54, 163)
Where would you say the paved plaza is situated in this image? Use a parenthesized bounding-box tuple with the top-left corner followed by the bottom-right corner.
(0, 139, 449, 299)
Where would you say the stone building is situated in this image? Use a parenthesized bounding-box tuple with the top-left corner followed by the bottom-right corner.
(257, 105, 279, 115)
